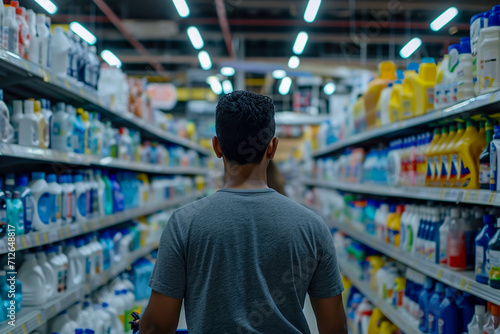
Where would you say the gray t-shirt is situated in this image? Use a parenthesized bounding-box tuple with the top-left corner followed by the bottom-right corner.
(149, 188, 343, 334)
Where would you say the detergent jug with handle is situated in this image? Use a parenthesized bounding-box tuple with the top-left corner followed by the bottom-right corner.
(363, 61, 396, 129)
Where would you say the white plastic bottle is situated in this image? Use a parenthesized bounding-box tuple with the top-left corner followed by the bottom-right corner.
(468, 305, 488, 334)
(456, 37, 475, 101)
(379, 83, 393, 126)
(102, 302, 124, 334)
(87, 170, 99, 218)
(89, 45, 100, 90)
(51, 102, 71, 152)
(90, 234, 104, 275)
(46, 173, 62, 226)
(50, 310, 78, 334)
(66, 175, 76, 224)
(480, 13, 500, 94)
(27, 9, 39, 64)
(57, 245, 69, 293)
(73, 174, 87, 223)
(51, 26, 70, 76)
(10, 100, 23, 144)
(67, 105, 77, 151)
(1, 4, 8, 51)
(40, 100, 52, 149)
(18, 99, 39, 147)
(0, 89, 13, 143)
(439, 208, 452, 265)
(35, 250, 57, 300)
(36, 13, 49, 68)
(375, 203, 389, 242)
(471, 13, 486, 96)
(64, 239, 84, 289)
(15, 7, 28, 58)
(28, 171, 51, 231)
(33, 100, 47, 149)
(77, 237, 94, 281)
(94, 170, 106, 217)
(17, 253, 47, 306)
(6, 6, 18, 54)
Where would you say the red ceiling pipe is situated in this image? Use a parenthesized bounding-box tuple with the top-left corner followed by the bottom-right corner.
(215, 0, 234, 58)
(92, 0, 167, 75)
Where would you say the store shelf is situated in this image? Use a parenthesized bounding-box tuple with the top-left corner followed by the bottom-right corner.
(303, 178, 500, 206)
(313, 91, 500, 158)
(0, 241, 159, 334)
(0, 192, 204, 255)
(328, 216, 500, 306)
(339, 260, 422, 334)
(0, 143, 209, 175)
(0, 50, 210, 156)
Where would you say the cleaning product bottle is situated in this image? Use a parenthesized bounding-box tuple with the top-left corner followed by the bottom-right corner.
(90, 113, 103, 156)
(457, 292, 475, 333)
(434, 55, 448, 108)
(73, 174, 87, 223)
(433, 127, 449, 187)
(401, 63, 419, 120)
(488, 218, 500, 289)
(51, 102, 71, 152)
(471, 13, 486, 96)
(109, 174, 124, 213)
(27, 9, 39, 65)
(50, 26, 70, 76)
(33, 100, 47, 149)
(407, 205, 421, 254)
(446, 122, 465, 187)
(457, 37, 475, 101)
(94, 170, 106, 217)
(17, 253, 46, 306)
(456, 119, 486, 189)
(476, 214, 497, 284)
(426, 129, 441, 186)
(15, 175, 33, 234)
(5, 6, 18, 55)
(28, 172, 51, 231)
(388, 80, 403, 124)
(102, 170, 113, 215)
(480, 13, 500, 94)
(74, 109, 86, 154)
(35, 250, 56, 300)
(7, 190, 24, 235)
(0, 89, 13, 143)
(81, 111, 90, 155)
(417, 277, 433, 332)
(437, 287, 461, 334)
(387, 204, 404, 247)
(64, 239, 84, 289)
(438, 124, 457, 187)
(484, 304, 500, 334)
(46, 174, 62, 226)
(18, 99, 39, 147)
(415, 57, 437, 116)
(491, 125, 500, 191)
(449, 208, 476, 270)
(428, 282, 445, 334)
(439, 208, 452, 265)
(468, 304, 488, 334)
(364, 61, 397, 129)
(49, 310, 77, 334)
(378, 83, 393, 127)
(10, 100, 23, 144)
(36, 14, 49, 68)
(66, 175, 76, 224)
(67, 105, 77, 152)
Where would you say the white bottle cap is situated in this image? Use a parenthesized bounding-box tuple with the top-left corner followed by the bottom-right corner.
(24, 99, 34, 114)
(13, 100, 23, 115)
(36, 14, 45, 25)
(475, 305, 485, 315)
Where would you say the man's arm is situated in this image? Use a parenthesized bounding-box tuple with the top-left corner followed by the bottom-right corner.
(139, 290, 183, 334)
(310, 294, 348, 334)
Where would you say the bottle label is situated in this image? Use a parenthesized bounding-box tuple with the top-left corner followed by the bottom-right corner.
(2, 27, 8, 50)
(427, 157, 434, 180)
(459, 158, 471, 187)
(450, 154, 459, 182)
(86, 189, 91, 216)
(91, 189, 98, 214)
(440, 234, 447, 264)
(434, 156, 440, 180)
(489, 250, 500, 282)
(17, 207, 24, 231)
(491, 143, 498, 191)
(77, 193, 87, 217)
(483, 50, 497, 88)
(8, 28, 17, 54)
(428, 313, 435, 331)
(38, 192, 52, 225)
(476, 245, 485, 275)
(440, 155, 448, 180)
(95, 250, 102, 274)
(71, 191, 77, 220)
(23, 194, 33, 233)
(438, 318, 444, 334)
(480, 162, 491, 187)
(62, 192, 68, 222)
(55, 193, 62, 220)
(57, 267, 64, 292)
(427, 87, 434, 105)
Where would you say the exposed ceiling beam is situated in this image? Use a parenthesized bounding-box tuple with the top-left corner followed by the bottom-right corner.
(92, 0, 167, 75)
(215, 0, 234, 58)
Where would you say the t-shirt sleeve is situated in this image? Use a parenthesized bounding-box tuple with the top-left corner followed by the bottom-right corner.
(148, 212, 186, 299)
(308, 220, 344, 299)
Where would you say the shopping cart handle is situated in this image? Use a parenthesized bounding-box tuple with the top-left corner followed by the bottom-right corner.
(130, 312, 141, 334)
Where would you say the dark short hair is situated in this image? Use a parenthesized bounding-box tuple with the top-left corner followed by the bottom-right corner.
(215, 91, 276, 165)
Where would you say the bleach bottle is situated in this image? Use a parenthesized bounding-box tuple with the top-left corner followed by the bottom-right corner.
(10, 100, 22, 144)
(476, 214, 497, 284)
(437, 287, 461, 334)
(457, 291, 475, 333)
(417, 277, 434, 332)
(428, 282, 445, 333)
(29, 172, 52, 231)
(46, 174, 62, 226)
(16, 175, 33, 234)
(17, 253, 46, 306)
(18, 99, 39, 147)
(51, 102, 71, 152)
(73, 174, 87, 222)
(35, 249, 56, 300)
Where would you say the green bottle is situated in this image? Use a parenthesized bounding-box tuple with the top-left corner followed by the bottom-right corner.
(101, 170, 113, 216)
(7, 191, 24, 235)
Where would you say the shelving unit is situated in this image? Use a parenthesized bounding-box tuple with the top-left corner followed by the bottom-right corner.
(0, 50, 211, 156)
(0, 143, 209, 175)
(0, 240, 159, 334)
(339, 260, 422, 334)
(302, 178, 499, 206)
(324, 215, 500, 306)
(313, 91, 500, 158)
(0, 192, 204, 255)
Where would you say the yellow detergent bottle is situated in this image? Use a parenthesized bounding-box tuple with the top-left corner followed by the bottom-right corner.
(425, 128, 442, 186)
(33, 100, 46, 149)
(341, 276, 352, 309)
(456, 119, 486, 189)
(367, 308, 385, 334)
(353, 95, 367, 134)
(445, 122, 465, 187)
(438, 124, 457, 187)
(434, 56, 446, 106)
(367, 255, 385, 291)
(400, 63, 420, 120)
(388, 80, 403, 123)
(379, 320, 398, 334)
(432, 127, 449, 186)
(387, 204, 404, 247)
(137, 173, 150, 203)
(364, 61, 397, 129)
(415, 57, 437, 116)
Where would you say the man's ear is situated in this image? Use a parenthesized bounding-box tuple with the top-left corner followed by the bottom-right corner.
(212, 136, 223, 158)
(267, 137, 279, 160)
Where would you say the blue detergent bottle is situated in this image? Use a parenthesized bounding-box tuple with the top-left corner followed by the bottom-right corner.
(475, 214, 497, 284)
(437, 288, 461, 334)
(418, 277, 434, 332)
(109, 174, 124, 213)
(428, 282, 445, 333)
(456, 291, 475, 333)
(16, 175, 34, 234)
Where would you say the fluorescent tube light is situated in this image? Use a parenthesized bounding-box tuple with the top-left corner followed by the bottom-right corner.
(207, 76, 222, 95)
(34, 0, 57, 14)
(304, 0, 321, 23)
(222, 80, 233, 94)
(70, 22, 97, 45)
(272, 70, 287, 79)
(288, 56, 300, 69)
(399, 37, 422, 59)
(198, 51, 212, 70)
(221, 67, 235, 76)
(187, 26, 204, 49)
(293, 31, 309, 55)
(172, 0, 190, 18)
(279, 77, 292, 95)
(323, 82, 336, 95)
(430, 7, 458, 31)
(100, 50, 122, 68)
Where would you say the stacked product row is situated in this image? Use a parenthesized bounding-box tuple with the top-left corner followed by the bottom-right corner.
(312, 116, 500, 191)
(0, 98, 203, 168)
(310, 188, 500, 288)
(315, 3, 500, 150)
(0, 170, 201, 236)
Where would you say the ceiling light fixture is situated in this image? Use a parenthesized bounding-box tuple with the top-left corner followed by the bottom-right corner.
(293, 31, 309, 55)
(399, 37, 422, 59)
(323, 82, 336, 95)
(34, 0, 57, 14)
(172, 0, 190, 18)
(279, 77, 292, 95)
(288, 56, 300, 69)
(100, 50, 122, 68)
(70, 22, 97, 45)
(198, 51, 212, 70)
(221, 67, 235, 76)
(207, 76, 222, 95)
(222, 80, 233, 94)
(187, 26, 204, 49)
(304, 0, 321, 23)
(430, 7, 458, 31)
(272, 70, 287, 79)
